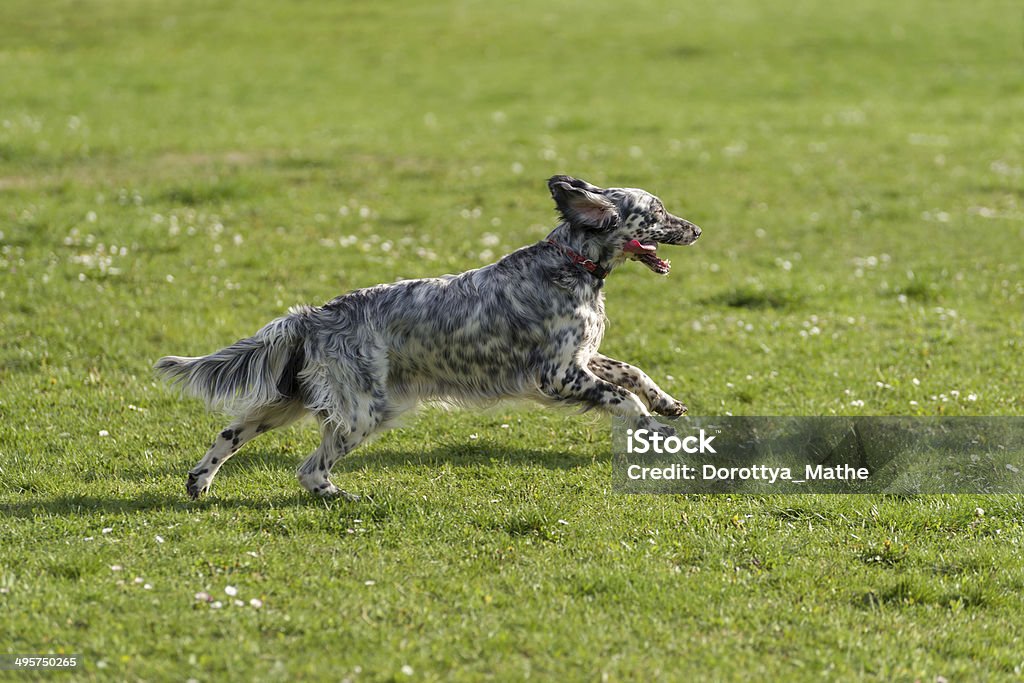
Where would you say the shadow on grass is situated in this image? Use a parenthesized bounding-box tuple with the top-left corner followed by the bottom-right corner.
(0, 490, 311, 519)
(113, 440, 604, 480)
(335, 442, 607, 472)
(2, 443, 605, 518)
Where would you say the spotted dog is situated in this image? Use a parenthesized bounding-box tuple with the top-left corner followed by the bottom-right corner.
(156, 175, 702, 499)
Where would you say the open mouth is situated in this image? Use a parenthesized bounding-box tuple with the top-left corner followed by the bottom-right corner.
(623, 239, 671, 275)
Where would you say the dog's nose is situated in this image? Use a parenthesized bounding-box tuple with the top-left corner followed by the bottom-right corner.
(693, 226, 701, 238)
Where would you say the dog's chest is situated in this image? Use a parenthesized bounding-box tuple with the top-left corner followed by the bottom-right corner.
(575, 292, 607, 354)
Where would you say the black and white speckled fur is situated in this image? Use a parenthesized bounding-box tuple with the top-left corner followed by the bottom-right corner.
(155, 175, 701, 500)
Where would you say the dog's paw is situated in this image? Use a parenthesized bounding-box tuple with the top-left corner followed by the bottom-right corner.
(304, 478, 362, 502)
(186, 471, 210, 500)
(316, 484, 362, 502)
(654, 397, 688, 417)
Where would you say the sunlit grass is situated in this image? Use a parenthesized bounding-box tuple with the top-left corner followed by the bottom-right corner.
(0, 0, 1022, 679)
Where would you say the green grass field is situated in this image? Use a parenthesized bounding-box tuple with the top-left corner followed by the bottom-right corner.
(2, 0, 1023, 679)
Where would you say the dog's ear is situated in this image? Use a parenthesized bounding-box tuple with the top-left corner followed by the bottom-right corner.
(548, 176, 617, 230)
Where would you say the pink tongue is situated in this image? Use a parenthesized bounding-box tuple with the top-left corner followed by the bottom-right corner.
(623, 239, 657, 254)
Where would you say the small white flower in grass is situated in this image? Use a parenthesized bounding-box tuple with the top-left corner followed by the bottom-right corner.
(144, 583, 153, 590)
(233, 600, 244, 607)
(401, 665, 414, 676)
(469, 434, 478, 440)
(134, 577, 144, 584)
(98, 429, 109, 437)
(909, 401, 919, 406)
(102, 527, 113, 534)
(225, 585, 238, 597)
(950, 390, 960, 398)
(849, 400, 865, 408)
(155, 535, 164, 544)
(195, 592, 211, 602)
(210, 601, 223, 609)
(1006, 464, 1020, 473)
(83, 537, 94, 541)
(165, 274, 174, 283)
(967, 393, 978, 401)
(975, 508, 985, 517)
(364, 580, 376, 586)
(500, 423, 510, 429)
(249, 598, 263, 609)
(558, 519, 569, 525)
(110, 565, 122, 572)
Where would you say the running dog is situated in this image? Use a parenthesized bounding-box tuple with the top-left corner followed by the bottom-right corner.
(156, 175, 702, 499)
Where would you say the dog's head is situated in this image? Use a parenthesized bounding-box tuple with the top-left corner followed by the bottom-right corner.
(548, 175, 701, 275)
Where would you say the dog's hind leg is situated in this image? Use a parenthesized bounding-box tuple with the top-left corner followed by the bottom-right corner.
(296, 416, 378, 501)
(587, 354, 687, 416)
(295, 388, 399, 500)
(295, 389, 417, 500)
(186, 402, 305, 499)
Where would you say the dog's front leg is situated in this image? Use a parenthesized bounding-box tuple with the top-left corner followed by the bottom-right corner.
(587, 353, 687, 416)
(540, 364, 674, 435)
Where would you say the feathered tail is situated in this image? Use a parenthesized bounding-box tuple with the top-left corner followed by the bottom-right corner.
(155, 308, 312, 416)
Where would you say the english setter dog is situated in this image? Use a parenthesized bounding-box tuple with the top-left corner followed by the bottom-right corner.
(156, 175, 701, 499)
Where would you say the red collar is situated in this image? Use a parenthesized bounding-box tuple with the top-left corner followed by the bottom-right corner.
(546, 239, 609, 280)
